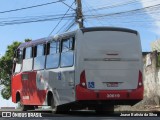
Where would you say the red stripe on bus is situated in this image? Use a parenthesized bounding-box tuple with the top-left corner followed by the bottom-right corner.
(76, 85, 144, 100)
(12, 71, 47, 105)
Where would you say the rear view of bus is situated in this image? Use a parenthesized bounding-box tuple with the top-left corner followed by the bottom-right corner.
(75, 27, 143, 112)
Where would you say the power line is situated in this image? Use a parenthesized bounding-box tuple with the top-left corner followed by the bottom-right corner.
(61, 1, 75, 11)
(65, 21, 76, 31)
(83, 0, 104, 26)
(0, 0, 159, 31)
(85, 3, 160, 19)
(0, 0, 64, 14)
(83, 0, 137, 12)
(0, 14, 74, 23)
(84, 0, 156, 13)
(0, 15, 75, 26)
(63, 19, 76, 32)
(56, 18, 75, 34)
(48, 1, 75, 36)
(82, 0, 160, 30)
(82, 0, 160, 26)
(0, 12, 75, 20)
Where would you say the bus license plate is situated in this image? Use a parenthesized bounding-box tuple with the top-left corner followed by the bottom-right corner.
(107, 94, 120, 98)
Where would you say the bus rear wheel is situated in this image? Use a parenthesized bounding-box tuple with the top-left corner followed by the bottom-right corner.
(51, 97, 69, 114)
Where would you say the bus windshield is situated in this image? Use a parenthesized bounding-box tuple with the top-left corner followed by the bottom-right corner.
(13, 49, 23, 73)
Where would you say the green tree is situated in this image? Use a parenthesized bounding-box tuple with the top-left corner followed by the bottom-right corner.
(0, 41, 21, 99)
(0, 39, 32, 99)
(24, 39, 32, 42)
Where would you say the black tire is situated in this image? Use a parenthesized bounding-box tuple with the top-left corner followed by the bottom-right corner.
(18, 101, 28, 111)
(51, 96, 70, 114)
(95, 105, 114, 114)
(18, 102, 35, 111)
(55, 105, 70, 114)
(27, 105, 35, 111)
(50, 96, 56, 113)
(54, 106, 62, 114)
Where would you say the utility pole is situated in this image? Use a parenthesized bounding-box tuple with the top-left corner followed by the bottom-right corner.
(75, 0, 84, 28)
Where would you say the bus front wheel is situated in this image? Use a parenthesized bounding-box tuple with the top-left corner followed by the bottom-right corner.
(18, 101, 28, 111)
(18, 102, 35, 111)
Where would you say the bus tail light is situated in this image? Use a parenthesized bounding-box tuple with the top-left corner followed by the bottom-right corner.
(138, 70, 143, 88)
(80, 71, 87, 88)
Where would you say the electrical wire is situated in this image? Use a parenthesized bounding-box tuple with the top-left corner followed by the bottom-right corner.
(81, 0, 160, 31)
(0, 15, 75, 26)
(56, 18, 74, 34)
(83, 0, 139, 12)
(61, 1, 75, 11)
(0, 12, 75, 20)
(82, 0, 160, 27)
(84, 0, 158, 13)
(64, 20, 76, 31)
(83, 0, 105, 26)
(0, 0, 159, 31)
(85, 3, 160, 19)
(48, 1, 75, 36)
(0, 0, 65, 14)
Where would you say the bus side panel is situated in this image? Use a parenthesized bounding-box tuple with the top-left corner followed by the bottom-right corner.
(12, 71, 47, 106)
(12, 73, 22, 103)
(45, 69, 76, 105)
(21, 71, 47, 105)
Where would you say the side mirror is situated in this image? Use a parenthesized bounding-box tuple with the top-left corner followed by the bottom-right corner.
(13, 58, 18, 63)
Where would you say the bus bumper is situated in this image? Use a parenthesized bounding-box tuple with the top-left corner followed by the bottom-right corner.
(76, 85, 144, 105)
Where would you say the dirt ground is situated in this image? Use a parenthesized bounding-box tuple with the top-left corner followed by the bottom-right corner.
(115, 97, 160, 111)
(115, 105, 160, 111)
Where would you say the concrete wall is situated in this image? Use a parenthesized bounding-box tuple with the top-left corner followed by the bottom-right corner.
(143, 51, 160, 105)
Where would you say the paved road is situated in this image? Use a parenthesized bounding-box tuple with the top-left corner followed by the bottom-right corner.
(0, 109, 160, 120)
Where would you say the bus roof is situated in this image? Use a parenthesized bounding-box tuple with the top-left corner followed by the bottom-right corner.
(17, 27, 137, 49)
(17, 31, 76, 49)
(80, 27, 138, 35)
(18, 37, 52, 49)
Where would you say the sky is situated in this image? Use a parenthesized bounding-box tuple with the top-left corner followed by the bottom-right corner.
(0, 0, 160, 107)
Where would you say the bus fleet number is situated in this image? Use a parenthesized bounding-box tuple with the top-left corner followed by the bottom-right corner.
(107, 94, 120, 98)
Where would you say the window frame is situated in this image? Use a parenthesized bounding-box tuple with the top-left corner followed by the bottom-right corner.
(35, 44, 46, 57)
(13, 48, 23, 74)
(45, 40, 60, 69)
(24, 47, 32, 59)
(60, 37, 75, 68)
(48, 41, 59, 55)
(22, 46, 34, 72)
(33, 43, 46, 70)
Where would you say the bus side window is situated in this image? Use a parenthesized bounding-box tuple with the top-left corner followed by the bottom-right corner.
(25, 47, 32, 59)
(46, 41, 60, 69)
(34, 44, 45, 70)
(61, 38, 74, 67)
(37, 44, 45, 56)
(22, 47, 33, 71)
(62, 38, 74, 52)
(50, 42, 58, 54)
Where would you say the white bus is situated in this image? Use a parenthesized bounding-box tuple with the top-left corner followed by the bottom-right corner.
(12, 27, 144, 113)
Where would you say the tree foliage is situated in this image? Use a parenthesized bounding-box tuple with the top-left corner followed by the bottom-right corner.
(25, 39, 32, 42)
(0, 39, 32, 100)
(0, 41, 21, 99)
